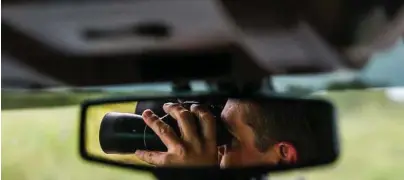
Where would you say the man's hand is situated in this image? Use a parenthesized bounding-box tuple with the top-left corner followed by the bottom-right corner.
(134, 103, 218, 166)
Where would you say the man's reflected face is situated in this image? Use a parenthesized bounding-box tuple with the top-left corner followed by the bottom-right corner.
(219, 99, 278, 168)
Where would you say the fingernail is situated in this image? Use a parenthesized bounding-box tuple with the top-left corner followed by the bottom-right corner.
(135, 150, 142, 156)
(163, 102, 173, 107)
(190, 104, 198, 111)
(190, 104, 198, 109)
(163, 102, 173, 111)
(191, 104, 206, 112)
(143, 110, 153, 118)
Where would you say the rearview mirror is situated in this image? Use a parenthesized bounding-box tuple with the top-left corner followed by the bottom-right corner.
(79, 93, 339, 173)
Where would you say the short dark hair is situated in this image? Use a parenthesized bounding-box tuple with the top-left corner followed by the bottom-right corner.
(242, 99, 318, 164)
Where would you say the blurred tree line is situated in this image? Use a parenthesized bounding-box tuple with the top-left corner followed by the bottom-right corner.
(1, 87, 168, 110)
(284, 78, 387, 96)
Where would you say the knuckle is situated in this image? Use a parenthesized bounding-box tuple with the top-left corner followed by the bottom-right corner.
(161, 154, 171, 164)
(156, 121, 171, 135)
(191, 105, 211, 118)
(191, 104, 209, 114)
(175, 146, 187, 157)
(178, 109, 191, 118)
(144, 152, 154, 162)
(136, 152, 145, 159)
(151, 119, 161, 128)
(198, 112, 211, 120)
(198, 113, 215, 124)
(145, 114, 159, 122)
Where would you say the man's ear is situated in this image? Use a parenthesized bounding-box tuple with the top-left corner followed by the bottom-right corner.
(274, 142, 298, 164)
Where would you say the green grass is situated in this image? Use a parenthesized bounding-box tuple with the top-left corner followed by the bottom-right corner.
(2, 90, 404, 180)
(1, 106, 154, 180)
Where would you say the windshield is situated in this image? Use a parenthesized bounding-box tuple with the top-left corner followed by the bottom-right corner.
(2, 19, 404, 180)
(3, 88, 404, 180)
(273, 37, 404, 93)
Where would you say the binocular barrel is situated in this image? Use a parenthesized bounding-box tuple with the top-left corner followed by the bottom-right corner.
(99, 111, 232, 154)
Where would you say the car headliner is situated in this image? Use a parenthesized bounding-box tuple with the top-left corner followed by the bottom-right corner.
(2, 1, 403, 88)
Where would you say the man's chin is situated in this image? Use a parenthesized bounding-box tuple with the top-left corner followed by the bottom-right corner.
(219, 157, 234, 169)
(219, 161, 227, 169)
(218, 156, 225, 168)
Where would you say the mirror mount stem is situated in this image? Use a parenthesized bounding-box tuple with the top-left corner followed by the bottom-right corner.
(261, 76, 274, 91)
(172, 81, 192, 92)
(172, 79, 268, 95)
(207, 80, 265, 95)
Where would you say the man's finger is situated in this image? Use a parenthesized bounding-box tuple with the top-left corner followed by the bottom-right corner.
(142, 109, 182, 149)
(134, 150, 168, 166)
(163, 103, 199, 143)
(190, 104, 217, 150)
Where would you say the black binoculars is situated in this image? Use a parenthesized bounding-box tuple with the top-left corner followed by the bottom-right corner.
(99, 99, 233, 154)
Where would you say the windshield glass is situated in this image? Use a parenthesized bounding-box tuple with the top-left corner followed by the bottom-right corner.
(2, 26, 404, 180)
(3, 88, 404, 180)
(273, 37, 404, 94)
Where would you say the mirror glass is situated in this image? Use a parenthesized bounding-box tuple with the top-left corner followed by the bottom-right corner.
(82, 96, 338, 169)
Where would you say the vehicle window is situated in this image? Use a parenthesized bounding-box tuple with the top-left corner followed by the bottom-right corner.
(272, 37, 404, 94)
(2, 36, 403, 180)
(1, 81, 210, 180)
(3, 87, 404, 180)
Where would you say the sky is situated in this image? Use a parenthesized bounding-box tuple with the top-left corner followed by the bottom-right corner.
(385, 87, 404, 103)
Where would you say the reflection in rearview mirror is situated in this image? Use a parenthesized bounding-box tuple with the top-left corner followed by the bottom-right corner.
(81, 96, 338, 170)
